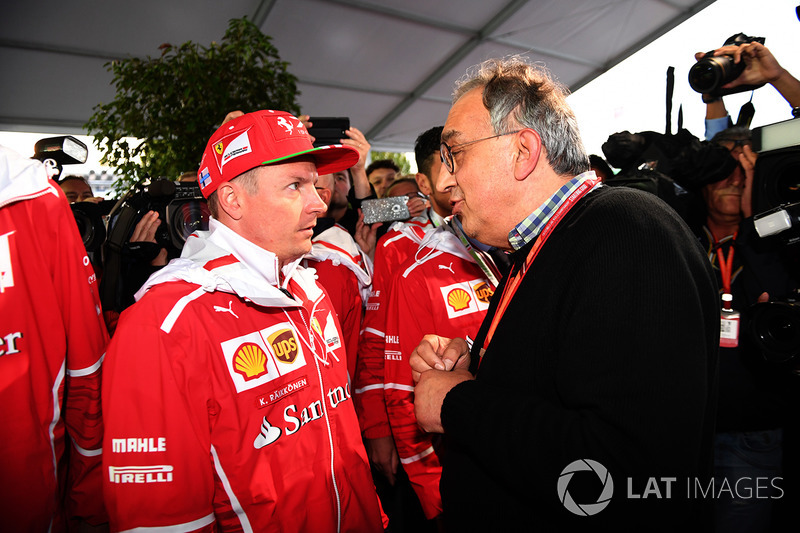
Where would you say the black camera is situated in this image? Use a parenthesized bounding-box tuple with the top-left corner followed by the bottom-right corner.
(107, 177, 210, 254)
(751, 117, 800, 244)
(100, 177, 210, 313)
(745, 299, 800, 365)
(744, 117, 800, 366)
(689, 33, 766, 97)
(31, 135, 112, 256)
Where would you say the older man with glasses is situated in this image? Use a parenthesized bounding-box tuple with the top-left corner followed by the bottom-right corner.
(409, 56, 721, 531)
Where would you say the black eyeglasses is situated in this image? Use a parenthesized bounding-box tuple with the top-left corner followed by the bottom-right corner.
(439, 130, 522, 174)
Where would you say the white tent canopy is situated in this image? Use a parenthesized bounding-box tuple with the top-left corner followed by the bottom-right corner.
(0, 0, 715, 151)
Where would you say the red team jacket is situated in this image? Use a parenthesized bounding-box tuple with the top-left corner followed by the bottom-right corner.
(103, 219, 383, 532)
(0, 147, 108, 530)
(384, 224, 495, 518)
(353, 215, 437, 440)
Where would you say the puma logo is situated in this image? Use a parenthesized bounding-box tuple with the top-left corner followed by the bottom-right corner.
(438, 262, 455, 274)
(213, 300, 239, 319)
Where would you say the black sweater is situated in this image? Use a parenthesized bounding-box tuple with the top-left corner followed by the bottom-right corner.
(439, 186, 719, 532)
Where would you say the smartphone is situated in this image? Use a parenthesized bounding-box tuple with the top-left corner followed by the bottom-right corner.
(307, 117, 350, 148)
(361, 196, 410, 225)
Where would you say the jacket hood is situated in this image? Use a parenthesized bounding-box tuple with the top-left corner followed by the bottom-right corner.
(304, 223, 373, 301)
(412, 220, 474, 265)
(0, 145, 60, 209)
(135, 218, 323, 308)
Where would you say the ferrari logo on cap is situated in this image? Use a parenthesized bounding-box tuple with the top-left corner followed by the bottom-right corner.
(277, 117, 294, 135)
(214, 141, 224, 155)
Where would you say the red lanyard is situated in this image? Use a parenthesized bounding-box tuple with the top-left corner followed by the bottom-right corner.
(481, 177, 601, 354)
(713, 231, 737, 295)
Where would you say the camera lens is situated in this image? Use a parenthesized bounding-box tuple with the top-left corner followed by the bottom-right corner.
(168, 199, 210, 248)
(747, 302, 800, 364)
(688, 55, 744, 95)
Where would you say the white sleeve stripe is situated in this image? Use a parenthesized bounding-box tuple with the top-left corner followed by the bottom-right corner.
(354, 384, 385, 394)
(118, 513, 215, 533)
(363, 327, 384, 337)
(67, 353, 105, 377)
(161, 286, 207, 333)
(385, 383, 414, 392)
(211, 445, 253, 532)
(70, 436, 102, 457)
(399, 446, 436, 465)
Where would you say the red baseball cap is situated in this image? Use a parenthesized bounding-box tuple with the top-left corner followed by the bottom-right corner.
(197, 110, 359, 198)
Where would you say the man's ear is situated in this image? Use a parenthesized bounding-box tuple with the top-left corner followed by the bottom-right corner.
(217, 182, 244, 221)
(513, 129, 542, 181)
(317, 187, 332, 207)
(414, 172, 433, 196)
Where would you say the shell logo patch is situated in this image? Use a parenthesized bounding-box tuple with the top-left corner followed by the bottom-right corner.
(440, 279, 492, 319)
(473, 282, 494, 304)
(233, 342, 268, 380)
(268, 329, 299, 364)
(221, 324, 307, 393)
(447, 288, 472, 312)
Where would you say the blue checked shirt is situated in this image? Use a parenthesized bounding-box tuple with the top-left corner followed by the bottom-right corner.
(508, 171, 601, 250)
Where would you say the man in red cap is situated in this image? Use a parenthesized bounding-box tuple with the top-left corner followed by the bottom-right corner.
(103, 110, 385, 532)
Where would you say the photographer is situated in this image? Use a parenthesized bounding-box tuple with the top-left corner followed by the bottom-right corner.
(697, 41, 800, 139)
(694, 123, 798, 533)
(691, 41, 800, 530)
(58, 175, 104, 204)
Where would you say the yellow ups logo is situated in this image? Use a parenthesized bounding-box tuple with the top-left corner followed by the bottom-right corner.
(473, 282, 494, 304)
(234, 343, 268, 380)
(268, 329, 299, 364)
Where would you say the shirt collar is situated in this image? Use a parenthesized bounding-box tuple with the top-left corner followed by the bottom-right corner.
(508, 171, 600, 250)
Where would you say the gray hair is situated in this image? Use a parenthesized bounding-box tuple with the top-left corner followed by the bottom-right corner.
(453, 56, 589, 176)
(207, 166, 262, 218)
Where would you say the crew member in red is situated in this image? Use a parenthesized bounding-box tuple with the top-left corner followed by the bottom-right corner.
(384, 214, 500, 521)
(353, 127, 447, 489)
(102, 110, 385, 532)
(0, 146, 108, 531)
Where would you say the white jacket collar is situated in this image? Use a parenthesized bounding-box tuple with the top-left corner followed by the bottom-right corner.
(135, 218, 323, 308)
(413, 221, 473, 264)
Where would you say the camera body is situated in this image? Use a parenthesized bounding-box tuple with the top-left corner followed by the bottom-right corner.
(745, 117, 800, 366)
(110, 178, 210, 253)
(688, 33, 766, 97)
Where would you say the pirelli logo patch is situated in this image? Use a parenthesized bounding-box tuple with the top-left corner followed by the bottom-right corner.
(221, 324, 307, 393)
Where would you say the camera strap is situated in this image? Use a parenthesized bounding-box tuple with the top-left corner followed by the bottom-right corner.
(712, 231, 740, 347)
